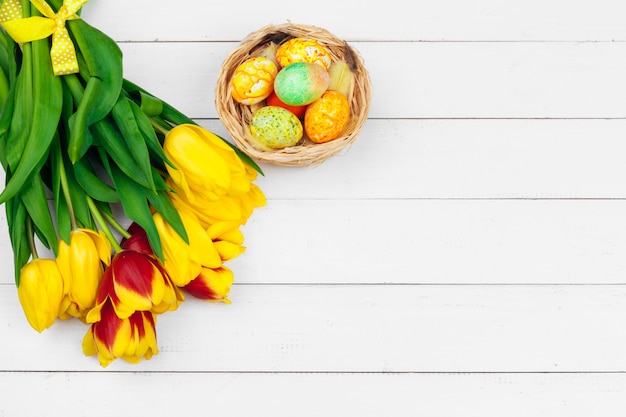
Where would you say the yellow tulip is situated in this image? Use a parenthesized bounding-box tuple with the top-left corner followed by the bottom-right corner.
(163, 124, 250, 204)
(56, 229, 112, 319)
(168, 181, 266, 228)
(208, 222, 246, 262)
(17, 259, 64, 332)
(153, 208, 221, 287)
(169, 188, 242, 226)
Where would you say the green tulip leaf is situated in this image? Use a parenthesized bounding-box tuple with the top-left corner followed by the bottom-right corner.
(73, 157, 120, 203)
(6, 198, 30, 286)
(50, 139, 71, 244)
(110, 96, 156, 192)
(91, 117, 154, 191)
(133, 89, 163, 117)
(106, 155, 163, 260)
(20, 173, 58, 255)
(64, 15, 123, 163)
(147, 168, 188, 245)
(127, 97, 173, 168)
(0, 37, 63, 204)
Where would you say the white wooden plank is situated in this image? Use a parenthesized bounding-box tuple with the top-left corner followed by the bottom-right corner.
(1, 284, 624, 372)
(1, 372, 624, 417)
(117, 41, 626, 119)
(2, 199, 626, 285)
(81, 0, 626, 42)
(201, 199, 626, 285)
(197, 119, 626, 200)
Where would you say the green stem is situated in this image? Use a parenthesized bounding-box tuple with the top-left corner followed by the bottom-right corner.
(25, 218, 38, 260)
(150, 117, 170, 137)
(21, 0, 31, 18)
(58, 152, 77, 230)
(62, 74, 84, 103)
(86, 196, 122, 252)
(100, 209, 131, 240)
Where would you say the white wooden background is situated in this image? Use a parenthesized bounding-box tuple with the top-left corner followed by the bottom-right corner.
(1, 0, 626, 415)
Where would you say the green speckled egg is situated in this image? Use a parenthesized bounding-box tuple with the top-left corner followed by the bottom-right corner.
(249, 106, 303, 149)
(274, 62, 330, 106)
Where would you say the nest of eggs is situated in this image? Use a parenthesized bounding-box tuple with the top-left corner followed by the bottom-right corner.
(215, 23, 372, 167)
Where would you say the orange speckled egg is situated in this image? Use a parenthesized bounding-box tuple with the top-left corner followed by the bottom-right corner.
(304, 91, 350, 143)
(230, 57, 278, 105)
(276, 38, 332, 70)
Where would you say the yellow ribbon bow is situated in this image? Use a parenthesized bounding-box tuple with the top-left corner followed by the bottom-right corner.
(0, 0, 88, 76)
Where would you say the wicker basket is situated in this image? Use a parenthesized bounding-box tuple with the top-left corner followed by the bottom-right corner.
(215, 23, 371, 167)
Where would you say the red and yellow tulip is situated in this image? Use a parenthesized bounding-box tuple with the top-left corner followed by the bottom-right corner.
(85, 249, 182, 323)
(82, 300, 158, 367)
(184, 266, 235, 303)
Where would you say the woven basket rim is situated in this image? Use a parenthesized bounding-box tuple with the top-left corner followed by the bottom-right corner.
(215, 22, 372, 167)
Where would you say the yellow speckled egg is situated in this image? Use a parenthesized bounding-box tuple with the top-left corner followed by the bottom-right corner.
(250, 106, 303, 149)
(274, 62, 330, 107)
(304, 91, 350, 143)
(276, 38, 332, 70)
(230, 57, 278, 105)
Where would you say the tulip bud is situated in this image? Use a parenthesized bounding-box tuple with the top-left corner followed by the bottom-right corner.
(56, 229, 112, 319)
(184, 266, 234, 303)
(163, 124, 249, 205)
(17, 259, 64, 332)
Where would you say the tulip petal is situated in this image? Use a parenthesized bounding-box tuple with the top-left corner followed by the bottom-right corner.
(214, 241, 245, 261)
(111, 252, 163, 316)
(17, 259, 64, 332)
(86, 302, 131, 367)
(207, 222, 243, 242)
(184, 266, 234, 302)
(84, 229, 113, 266)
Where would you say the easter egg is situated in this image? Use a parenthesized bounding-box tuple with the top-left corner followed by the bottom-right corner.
(304, 90, 350, 143)
(249, 106, 303, 149)
(274, 62, 330, 107)
(230, 57, 278, 105)
(276, 38, 332, 70)
(266, 91, 307, 118)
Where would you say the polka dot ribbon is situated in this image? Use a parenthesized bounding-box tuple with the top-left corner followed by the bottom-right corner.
(0, 0, 88, 76)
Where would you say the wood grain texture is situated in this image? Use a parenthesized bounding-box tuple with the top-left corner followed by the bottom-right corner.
(1, 372, 625, 417)
(1, 284, 624, 372)
(0, 0, 625, 416)
(82, 0, 626, 42)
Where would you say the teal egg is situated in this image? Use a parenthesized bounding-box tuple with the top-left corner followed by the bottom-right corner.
(249, 106, 303, 149)
(274, 62, 330, 106)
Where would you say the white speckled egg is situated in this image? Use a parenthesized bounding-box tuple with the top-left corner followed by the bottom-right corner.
(249, 106, 303, 149)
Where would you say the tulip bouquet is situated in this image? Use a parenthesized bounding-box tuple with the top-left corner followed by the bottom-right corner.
(0, 0, 266, 367)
